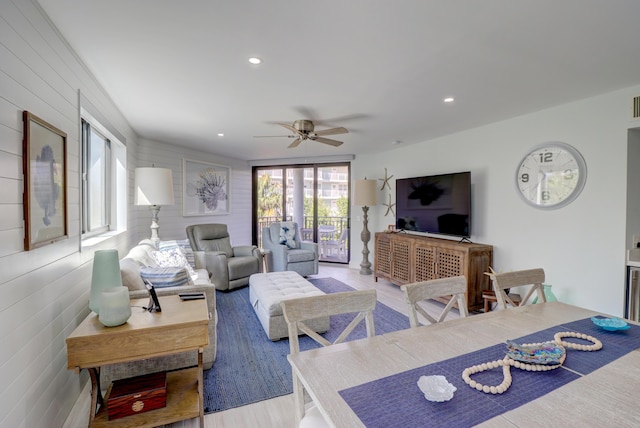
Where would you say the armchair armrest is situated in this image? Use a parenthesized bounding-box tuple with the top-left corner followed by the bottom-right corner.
(202, 251, 230, 288)
(233, 245, 258, 257)
(300, 241, 318, 255)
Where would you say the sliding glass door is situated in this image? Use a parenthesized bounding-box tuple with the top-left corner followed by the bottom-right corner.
(253, 163, 350, 264)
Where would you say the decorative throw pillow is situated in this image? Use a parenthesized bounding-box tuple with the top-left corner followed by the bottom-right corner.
(158, 240, 195, 269)
(140, 266, 191, 288)
(279, 222, 297, 249)
(152, 248, 197, 282)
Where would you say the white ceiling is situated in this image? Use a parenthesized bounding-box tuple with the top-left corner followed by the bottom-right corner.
(38, 0, 640, 162)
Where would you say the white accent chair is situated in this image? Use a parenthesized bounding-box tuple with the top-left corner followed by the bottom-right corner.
(281, 289, 377, 427)
(401, 276, 468, 328)
(262, 222, 319, 276)
(488, 268, 546, 310)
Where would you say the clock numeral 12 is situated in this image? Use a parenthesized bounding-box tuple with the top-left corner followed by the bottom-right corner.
(539, 152, 553, 163)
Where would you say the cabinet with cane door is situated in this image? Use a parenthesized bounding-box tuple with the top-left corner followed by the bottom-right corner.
(374, 232, 493, 311)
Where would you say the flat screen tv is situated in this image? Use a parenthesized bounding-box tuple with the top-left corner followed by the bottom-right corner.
(395, 171, 471, 238)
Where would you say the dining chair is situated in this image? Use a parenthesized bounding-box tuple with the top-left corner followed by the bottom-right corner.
(281, 289, 377, 428)
(400, 276, 468, 328)
(488, 268, 546, 309)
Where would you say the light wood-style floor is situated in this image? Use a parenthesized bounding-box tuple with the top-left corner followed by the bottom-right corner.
(64, 263, 463, 428)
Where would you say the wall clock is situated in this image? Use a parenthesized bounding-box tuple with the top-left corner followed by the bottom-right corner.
(516, 142, 587, 209)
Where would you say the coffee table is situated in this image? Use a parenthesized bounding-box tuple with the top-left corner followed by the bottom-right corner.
(66, 295, 209, 427)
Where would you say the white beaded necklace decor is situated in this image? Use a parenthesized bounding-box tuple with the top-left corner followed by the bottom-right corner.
(462, 332, 602, 395)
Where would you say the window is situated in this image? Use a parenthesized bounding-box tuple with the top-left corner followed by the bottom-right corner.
(82, 119, 110, 235)
(80, 108, 127, 246)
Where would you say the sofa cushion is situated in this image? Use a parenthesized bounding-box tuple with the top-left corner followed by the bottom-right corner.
(124, 244, 158, 267)
(120, 258, 146, 291)
(140, 266, 191, 288)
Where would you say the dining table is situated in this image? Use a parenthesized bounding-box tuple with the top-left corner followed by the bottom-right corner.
(287, 302, 640, 427)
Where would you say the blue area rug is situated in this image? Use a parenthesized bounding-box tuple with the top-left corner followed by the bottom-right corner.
(203, 277, 409, 413)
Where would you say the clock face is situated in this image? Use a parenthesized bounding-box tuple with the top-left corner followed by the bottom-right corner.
(516, 142, 587, 209)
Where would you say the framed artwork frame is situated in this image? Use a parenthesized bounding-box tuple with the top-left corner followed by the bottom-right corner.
(182, 158, 230, 216)
(23, 111, 68, 250)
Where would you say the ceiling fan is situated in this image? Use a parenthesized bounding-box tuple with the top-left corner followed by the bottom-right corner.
(254, 119, 348, 148)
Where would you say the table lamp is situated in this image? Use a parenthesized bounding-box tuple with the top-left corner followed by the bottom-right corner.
(354, 179, 378, 275)
(135, 167, 175, 245)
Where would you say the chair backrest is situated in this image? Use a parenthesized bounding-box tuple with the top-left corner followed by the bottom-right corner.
(187, 224, 234, 256)
(281, 289, 377, 355)
(489, 268, 546, 310)
(401, 276, 468, 328)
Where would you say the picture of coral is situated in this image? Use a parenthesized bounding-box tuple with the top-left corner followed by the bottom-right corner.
(183, 159, 231, 216)
(195, 167, 227, 210)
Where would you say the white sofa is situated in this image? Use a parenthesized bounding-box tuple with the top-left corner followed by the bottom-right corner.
(100, 239, 217, 386)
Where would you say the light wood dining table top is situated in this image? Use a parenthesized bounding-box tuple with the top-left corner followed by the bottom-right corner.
(287, 302, 640, 427)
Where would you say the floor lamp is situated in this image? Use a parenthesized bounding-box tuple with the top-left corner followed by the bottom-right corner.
(135, 167, 175, 246)
(354, 179, 378, 275)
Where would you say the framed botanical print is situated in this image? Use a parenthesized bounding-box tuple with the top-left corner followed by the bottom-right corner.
(23, 111, 68, 250)
(182, 158, 230, 216)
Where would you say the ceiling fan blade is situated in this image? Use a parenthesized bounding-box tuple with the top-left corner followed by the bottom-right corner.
(314, 127, 349, 136)
(314, 136, 343, 147)
(254, 135, 297, 138)
(278, 123, 299, 134)
(288, 137, 303, 148)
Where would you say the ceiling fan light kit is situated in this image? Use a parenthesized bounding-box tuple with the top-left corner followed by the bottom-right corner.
(254, 119, 349, 148)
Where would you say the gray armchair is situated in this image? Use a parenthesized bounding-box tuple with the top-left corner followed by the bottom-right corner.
(262, 222, 319, 276)
(187, 224, 262, 291)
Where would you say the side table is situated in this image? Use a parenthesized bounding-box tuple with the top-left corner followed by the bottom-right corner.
(258, 248, 272, 273)
(66, 295, 209, 427)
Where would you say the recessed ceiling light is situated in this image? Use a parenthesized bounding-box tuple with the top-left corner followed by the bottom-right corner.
(217, 133, 224, 137)
(391, 140, 402, 145)
(248, 57, 262, 65)
(444, 97, 455, 103)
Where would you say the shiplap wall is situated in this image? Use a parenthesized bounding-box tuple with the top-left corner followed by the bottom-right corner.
(0, 2, 139, 427)
(136, 138, 253, 245)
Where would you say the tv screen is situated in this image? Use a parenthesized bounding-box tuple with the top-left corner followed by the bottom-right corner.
(395, 171, 471, 237)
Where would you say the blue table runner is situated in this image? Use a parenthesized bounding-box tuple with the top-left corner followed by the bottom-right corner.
(338, 318, 640, 428)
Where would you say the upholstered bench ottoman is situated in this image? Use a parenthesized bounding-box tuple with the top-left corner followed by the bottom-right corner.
(249, 271, 330, 341)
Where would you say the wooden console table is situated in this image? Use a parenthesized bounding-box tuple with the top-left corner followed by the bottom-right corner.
(66, 295, 209, 427)
(374, 232, 493, 311)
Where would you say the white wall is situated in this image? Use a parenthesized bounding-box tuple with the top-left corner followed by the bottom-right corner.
(0, 1, 139, 427)
(352, 86, 640, 316)
(136, 138, 253, 245)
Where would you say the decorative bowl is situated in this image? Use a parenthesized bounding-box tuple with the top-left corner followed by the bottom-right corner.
(505, 340, 565, 365)
(417, 375, 456, 402)
(591, 316, 630, 331)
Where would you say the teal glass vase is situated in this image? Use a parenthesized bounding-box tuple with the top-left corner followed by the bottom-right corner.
(89, 249, 123, 314)
(533, 284, 557, 304)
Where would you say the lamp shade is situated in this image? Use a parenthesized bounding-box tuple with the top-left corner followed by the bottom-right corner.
(354, 179, 378, 206)
(135, 167, 175, 206)
(89, 249, 123, 314)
